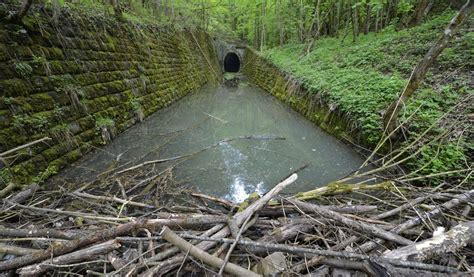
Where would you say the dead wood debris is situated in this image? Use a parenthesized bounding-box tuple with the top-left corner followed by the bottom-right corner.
(0, 168, 472, 276)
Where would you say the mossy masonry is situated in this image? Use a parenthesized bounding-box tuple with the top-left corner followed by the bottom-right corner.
(0, 6, 221, 185)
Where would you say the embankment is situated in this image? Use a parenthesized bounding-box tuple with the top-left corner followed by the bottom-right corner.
(0, 6, 220, 185)
(243, 48, 365, 146)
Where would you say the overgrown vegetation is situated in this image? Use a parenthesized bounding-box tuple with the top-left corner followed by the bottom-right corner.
(1, 1, 471, 187)
(263, 12, 473, 184)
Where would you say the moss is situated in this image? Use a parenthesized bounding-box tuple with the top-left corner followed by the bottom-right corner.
(0, 79, 33, 96)
(64, 148, 82, 163)
(238, 191, 260, 211)
(0, 44, 9, 61)
(0, 9, 219, 185)
(28, 93, 55, 112)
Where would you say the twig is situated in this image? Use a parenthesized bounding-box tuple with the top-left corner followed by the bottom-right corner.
(0, 137, 52, 157)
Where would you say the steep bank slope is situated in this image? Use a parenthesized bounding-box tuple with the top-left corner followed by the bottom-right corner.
(244, 12, 473, 184)
(0, 5, 221, 185)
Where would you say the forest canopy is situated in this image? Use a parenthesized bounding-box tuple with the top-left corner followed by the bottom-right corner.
(9, 0, 468, 49)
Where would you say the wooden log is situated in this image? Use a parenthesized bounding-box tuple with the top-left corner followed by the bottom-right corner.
(0, 226, 80, 240)
(190, 192, 238, 209)
(259, 223, 314, 244)
(372, 195, 430, 220)
(259, 204, 378, 216)
(358, 189, 474, 253)
(0, 243, 40, 256)
(160, 226, 259, 277)
(290, 194, 438, 273)
(293, 181, 394, 201)
(1, 184, 40, 208)
(17, 240, 121, 276)
(140, 173, 298, 276)
(383, 221, 474, 262)
(71, 191, 155, 209)
(0, 183, 17, 199)
(233, 174, 298, 227)
(143, 214, 228, 230)
(107, 252, 126, 270)
(0, 220, 143, 271)
(287, 199, 413, 246)
(178, 234, 456, 273)
(127, 223, 226, 275)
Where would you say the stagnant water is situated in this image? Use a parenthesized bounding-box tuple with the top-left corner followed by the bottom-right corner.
(60, 80, 367, 202)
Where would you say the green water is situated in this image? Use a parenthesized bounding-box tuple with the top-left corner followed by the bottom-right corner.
(62, 82, 367, 202)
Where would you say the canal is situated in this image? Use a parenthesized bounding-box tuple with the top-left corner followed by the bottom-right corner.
(60, 79, 367, 202)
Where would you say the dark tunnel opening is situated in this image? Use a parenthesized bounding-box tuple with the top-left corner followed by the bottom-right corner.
(224, 52, 240, 72)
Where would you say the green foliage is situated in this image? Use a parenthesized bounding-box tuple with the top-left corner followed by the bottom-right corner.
(262, 12, 472, 184)
(95, 116, 115, 131)
(0, 169, 12, 185)
(14, 62, 33, 79)
(31, 54, 51, 75)
(128, 98, 141, 112)
(32, 164, 58, 184)
(12, 113, 48, 130)
(52, 75, 87, 113)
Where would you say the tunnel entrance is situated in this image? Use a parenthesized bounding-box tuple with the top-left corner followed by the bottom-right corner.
(224, 52, 240, 72)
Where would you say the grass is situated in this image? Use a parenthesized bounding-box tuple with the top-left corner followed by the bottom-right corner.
(263, 12, 473, 185)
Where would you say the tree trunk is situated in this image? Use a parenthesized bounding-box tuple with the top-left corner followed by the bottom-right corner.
(110, 0, 123, 20)
(278, 0, 284, 45)
(383, 221, 474, 262)
(383, 0, 474, 135)
(409, 0, 429, 27)
(351, 0, 359, 43)
(299, 0, 305, 42)
(12, 0, 34, 24)
(335, 0, 341, 37)
(364, 2, 371, 35)
(260, 0, 266, 51)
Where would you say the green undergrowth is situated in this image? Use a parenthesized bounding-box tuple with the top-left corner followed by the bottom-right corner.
(263, 12, 473, 185)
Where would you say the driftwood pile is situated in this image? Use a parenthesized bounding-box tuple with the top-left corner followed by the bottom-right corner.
(0, 168, 473, 276)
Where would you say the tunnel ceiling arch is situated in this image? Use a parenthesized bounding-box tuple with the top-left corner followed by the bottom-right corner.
(224, 52, 240, 72)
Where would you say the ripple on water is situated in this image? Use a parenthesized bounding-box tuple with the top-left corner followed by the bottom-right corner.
(59, 83, 368, 202)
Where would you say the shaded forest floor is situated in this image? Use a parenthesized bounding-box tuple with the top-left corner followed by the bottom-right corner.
(263, 12, 473, 186)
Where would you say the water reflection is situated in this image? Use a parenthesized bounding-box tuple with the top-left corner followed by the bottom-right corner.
(60, 81, 367, 201)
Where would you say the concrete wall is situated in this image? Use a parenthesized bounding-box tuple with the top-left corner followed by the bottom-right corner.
(0, 7, 221, 185)
(214, 40, 245, 72)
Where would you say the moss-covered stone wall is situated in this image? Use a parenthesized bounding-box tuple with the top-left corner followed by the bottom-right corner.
(243, 48, 366, 146)
(0, 8, 221, 185)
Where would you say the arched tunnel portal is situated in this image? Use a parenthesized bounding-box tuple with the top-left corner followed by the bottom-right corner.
(223, 52, 240, 72)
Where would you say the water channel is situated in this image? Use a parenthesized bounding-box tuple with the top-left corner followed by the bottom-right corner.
(60, 80, 366, 202)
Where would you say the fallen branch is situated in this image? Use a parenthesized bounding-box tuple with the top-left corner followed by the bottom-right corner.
(0, 220, 144, 271)
(383, 221, 474, 262)
(178, 234, 457, 273)
(191, 192, 238, 209)
(0, 243, 40, 256)
(293, 181, 394, 201)
(117, 136, 285, 175)
(17, 240, 121, 275)
(359, 189, 474, 253)
(160, 226, 259, 276)
(71, 191, 155, 209)
(140, 173, 298, 275)
(0, 226, 79, 240)
(0, 137, 52, 158)
(287, 199, 413, 246)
